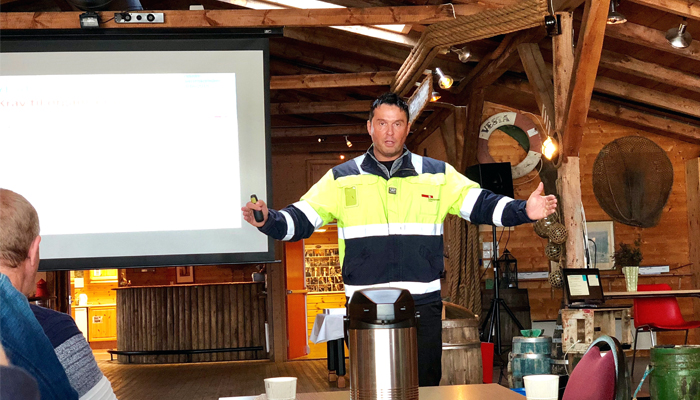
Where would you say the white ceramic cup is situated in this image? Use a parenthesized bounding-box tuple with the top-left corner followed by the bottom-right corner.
(264, 377, 297, 400)
(523, 374, 559, 400)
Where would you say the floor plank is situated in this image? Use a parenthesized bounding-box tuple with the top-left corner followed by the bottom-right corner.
(99, 358, 347, 400)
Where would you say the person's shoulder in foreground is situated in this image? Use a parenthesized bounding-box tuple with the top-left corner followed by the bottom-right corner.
(0, 273, 79, 400)
(30, 304, 118, 400)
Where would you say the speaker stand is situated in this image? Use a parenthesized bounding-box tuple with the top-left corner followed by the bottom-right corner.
(480, 226, 524, 356)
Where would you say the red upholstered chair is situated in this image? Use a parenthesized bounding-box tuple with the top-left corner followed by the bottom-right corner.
(630, 284, 700, 378)
(563, 336, 629, 400)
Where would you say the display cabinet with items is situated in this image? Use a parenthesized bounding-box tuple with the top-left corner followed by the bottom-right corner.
(305, 245, 343, 293)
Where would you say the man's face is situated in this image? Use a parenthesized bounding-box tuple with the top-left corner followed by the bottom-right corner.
(367, 104, 410, 162)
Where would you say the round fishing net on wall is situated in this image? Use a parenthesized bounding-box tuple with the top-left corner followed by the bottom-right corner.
(592, 136, 673, 228)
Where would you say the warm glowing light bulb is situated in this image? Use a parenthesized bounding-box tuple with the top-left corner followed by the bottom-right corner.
(434, 67, 453, 89)
(542, 136, 557, 160)
(438, 75, 453, 89)
(340, 154, 345, 160)
(430, 91, 441, 102)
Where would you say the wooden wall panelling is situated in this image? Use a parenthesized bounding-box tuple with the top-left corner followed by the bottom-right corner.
(115, 284, 267, 364)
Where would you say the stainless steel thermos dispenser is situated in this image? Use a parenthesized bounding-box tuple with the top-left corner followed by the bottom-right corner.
(347, 288, 419, 400)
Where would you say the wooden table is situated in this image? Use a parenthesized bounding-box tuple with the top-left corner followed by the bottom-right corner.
(219, 383, 525, 400)
(605, 289, 700, 300)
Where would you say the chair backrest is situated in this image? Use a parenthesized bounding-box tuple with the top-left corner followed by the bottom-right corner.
(562, 336, 630, 400)
(633, 284, 686, 328)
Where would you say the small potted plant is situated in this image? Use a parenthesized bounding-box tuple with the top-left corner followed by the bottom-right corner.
(613, 239, 643, 291)
(612, 238, 643, 268)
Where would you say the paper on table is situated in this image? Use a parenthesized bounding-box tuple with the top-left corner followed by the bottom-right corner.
(567, 275, 590, 296)
(587, 275, 600, 287)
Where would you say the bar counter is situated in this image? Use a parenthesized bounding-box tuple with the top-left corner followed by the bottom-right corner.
(115, 282, 267, 364)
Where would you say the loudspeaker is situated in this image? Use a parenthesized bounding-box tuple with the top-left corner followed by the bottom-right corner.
(465, 162, 514, 198)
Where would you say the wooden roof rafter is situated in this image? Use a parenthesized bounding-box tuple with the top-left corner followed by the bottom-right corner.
(391, 0, 549, 96)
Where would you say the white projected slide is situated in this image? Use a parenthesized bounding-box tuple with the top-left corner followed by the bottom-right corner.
(1, 73, 241, 235)
(0, 43, 270, 266)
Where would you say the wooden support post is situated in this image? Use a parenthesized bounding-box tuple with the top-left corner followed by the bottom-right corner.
(559, 158, 585, 268)
(553, 12, 574, 136)
(561, 0, 610, 157)
(686, 158, 700, 323)
(552, 11, 584, 269)
(461, 94, 484, 172)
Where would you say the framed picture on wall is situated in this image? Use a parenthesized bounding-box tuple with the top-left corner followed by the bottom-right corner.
(176, 266, 194, 284)
(586, 221, 615, 270)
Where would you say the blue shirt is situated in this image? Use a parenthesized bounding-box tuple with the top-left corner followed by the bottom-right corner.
(0, 273, 78, 400)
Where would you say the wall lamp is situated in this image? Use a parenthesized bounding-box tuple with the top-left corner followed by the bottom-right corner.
(434, 67, 453, 90)
(344, 136, 353, 148)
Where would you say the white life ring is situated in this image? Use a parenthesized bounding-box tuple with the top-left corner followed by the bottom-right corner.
(477, 112, 542, 179)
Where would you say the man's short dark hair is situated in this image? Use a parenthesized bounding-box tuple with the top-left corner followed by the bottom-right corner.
(369, 92, 410, 122)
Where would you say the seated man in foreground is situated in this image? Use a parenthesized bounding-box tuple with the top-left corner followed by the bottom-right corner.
(0, 188, 118, 400)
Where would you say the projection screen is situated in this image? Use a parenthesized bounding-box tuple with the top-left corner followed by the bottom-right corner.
(0, 29, 279, 271)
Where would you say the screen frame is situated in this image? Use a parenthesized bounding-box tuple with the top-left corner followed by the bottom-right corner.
(1, 28, 281, 271)
(562, 268, 605, 304)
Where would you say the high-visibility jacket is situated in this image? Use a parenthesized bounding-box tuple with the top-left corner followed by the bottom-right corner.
(260, 146, 534, 304)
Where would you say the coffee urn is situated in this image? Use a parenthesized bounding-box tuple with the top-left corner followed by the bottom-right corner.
(346, 288, 419, 400)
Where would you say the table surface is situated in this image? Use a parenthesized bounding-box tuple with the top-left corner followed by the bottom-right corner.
(605, 289, 700, 299)
(219, 384, 525, 400)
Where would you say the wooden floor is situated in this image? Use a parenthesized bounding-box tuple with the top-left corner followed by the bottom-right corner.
(99, 358, 347, 400)
(97, 352, 653, 400)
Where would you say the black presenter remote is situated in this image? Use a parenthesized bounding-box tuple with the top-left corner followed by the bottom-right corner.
(250, 194, 264, 223)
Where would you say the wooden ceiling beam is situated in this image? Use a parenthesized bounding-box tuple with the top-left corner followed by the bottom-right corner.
(272, 124, 367, 138)
(496, 75, 700, 144)
(407, 107, 453, 148)
(391, 0, 548, 95)
(598, 49, 700, 94)
(517, 42, 555, 132)
(594, 76, 700, 119)
(455, 27, 546, 103)
(270, 100, 372, 115)
(561, 0, 611, 157)
(588, 101, 700, 143)
(0, 5, 461, 30)
(552, 0, 586, 11)
(627, 0, 700, 21)
(284, 27, 409, 65)
(270, 71, 395, 90)
(270, 40, 393, 74)
(605, 21, 700, 63)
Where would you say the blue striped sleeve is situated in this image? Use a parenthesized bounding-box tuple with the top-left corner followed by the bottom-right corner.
(258, 205, 316, 242)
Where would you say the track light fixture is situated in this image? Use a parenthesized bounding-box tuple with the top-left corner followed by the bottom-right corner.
(606, 1, 626, 25)
(450, 46, 471, 63)
(666, 19, 692, 49)
(434, 67, 453, 90)
(430, 91, 441, 102)
(345, 136, 352, 148)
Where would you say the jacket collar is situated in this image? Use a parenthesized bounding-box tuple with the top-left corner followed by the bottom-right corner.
(361, 145, 418, 179)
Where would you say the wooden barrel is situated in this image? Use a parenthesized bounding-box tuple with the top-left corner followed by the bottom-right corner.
(650, 345, 700, 400)
(440, 302, 482, 385)
(481, 289, 532, 352)
(509, 336, 552, 388)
